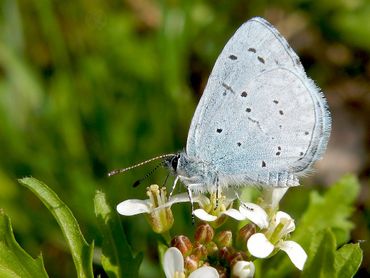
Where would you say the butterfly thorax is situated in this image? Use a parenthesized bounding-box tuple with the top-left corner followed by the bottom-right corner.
(167, 152, 220, 193)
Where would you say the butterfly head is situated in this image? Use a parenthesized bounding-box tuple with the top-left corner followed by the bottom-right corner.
(164, 153, 181, 173)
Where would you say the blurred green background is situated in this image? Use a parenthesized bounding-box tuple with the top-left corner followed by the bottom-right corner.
(0, 0, 369, 277)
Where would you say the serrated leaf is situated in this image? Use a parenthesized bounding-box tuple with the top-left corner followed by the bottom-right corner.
(18, 177, 94, 278)
(334, 243, 363, 278)
(94, 190, 142, 278)
(302, 229, 336, 278)
(0, 209, 49, 278)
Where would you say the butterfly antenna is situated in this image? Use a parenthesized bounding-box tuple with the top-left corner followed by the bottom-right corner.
(107, 153, 176, 177)
(132, 161, 165, 187)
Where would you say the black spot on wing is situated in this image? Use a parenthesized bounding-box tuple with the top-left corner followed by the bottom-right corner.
(276, 151, 281, 156)
(216, 128, 223, 133)
(273, 100, 279, 104)
(305, 131, 309, 135)
(246, 108, 251, 113)
(237, 142, 241, 147)
(257, 56, 265, 64)
(222, 83, 235, 94)
(262, 161, 266, 167)
(229, 54, 237, 60)
(241, 91, 247, 97)
(248, 48, 256, 53)
(279, 110, 284, 115)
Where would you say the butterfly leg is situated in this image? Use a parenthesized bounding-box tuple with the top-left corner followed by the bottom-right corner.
(214, 176, 220, 210)
(162, 172, 170, 187)
(169, 176, 180, 198)
(185, 186, 196, 224)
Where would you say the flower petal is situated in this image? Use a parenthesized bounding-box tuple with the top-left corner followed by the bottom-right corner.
(194, 194, 211, 208)
(279, 240, 307, 270)
(262, 188, 288, 209)
(222, 208, 246, 220)
(247, 233, 274, 258)
(275, 211, 295, 233)
(193, 209, 218, 222)
(167, 193, 192, 206)
(188, 266, 219, 278)
(163, 247, 185, 278)
(239, 203, 269, 229)
(116, 199, 150, 215)
(232, 261, 255, 278)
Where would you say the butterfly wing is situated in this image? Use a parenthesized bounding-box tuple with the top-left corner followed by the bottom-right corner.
(186, 17, 331, 187)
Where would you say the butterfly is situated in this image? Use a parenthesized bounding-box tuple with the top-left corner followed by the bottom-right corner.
(110, 17, 331, 200)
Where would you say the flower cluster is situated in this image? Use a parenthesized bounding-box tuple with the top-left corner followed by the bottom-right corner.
(163, 222, 255, 277)
(117, 185, 307, 277)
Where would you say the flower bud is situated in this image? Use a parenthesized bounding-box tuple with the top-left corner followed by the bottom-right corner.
(238, 223, 256, 245)
(195, 222, 214, 243)
(192, 242, 208, 260)
(215, 266, 228, 278)
(230, 252, 248, 266)
(171, 235, 193, 256)
(215, 230, 233, 247)
(232, 261, 255, 278)
(219, 246, 233, 262)
(184, 255, 199, 273)
(206, 241, 218, 256)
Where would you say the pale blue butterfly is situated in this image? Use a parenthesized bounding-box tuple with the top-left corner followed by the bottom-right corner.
(109, 17, 331, 201)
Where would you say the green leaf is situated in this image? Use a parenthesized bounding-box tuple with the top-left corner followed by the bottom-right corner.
(334, 243, 363, 278)
(295, 175, 360, 247)
(302, 229, 336, 278)
(0, 209, 49, 278)
(94, 190, 142, 278)
(18, 177, 94, 278)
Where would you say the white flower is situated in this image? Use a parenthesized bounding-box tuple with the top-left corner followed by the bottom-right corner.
(247, 211, 307, 270)
(191, 191, 235, 226)
(117, 185, 190, 233)
(222, 202, 269, 229)
(232, 261, 255, 278)
(163, 247, 219, 278)
(116, 190, 190, 216)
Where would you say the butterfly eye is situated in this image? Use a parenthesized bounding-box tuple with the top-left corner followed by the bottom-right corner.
(171, 155, 179, 170)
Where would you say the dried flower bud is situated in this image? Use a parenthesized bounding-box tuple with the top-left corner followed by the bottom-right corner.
(171, 235, 193, 256)
(195, 222, 214, 243)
